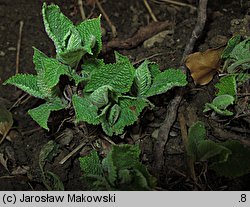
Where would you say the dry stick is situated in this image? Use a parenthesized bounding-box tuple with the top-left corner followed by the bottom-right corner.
(133, 52, 164, 65)
(96, 0, 117, 38)
(143, 0, 158, 22)
(153, 0, 208, 176)
(78, 0, 86, 20)
(103, 20, 172, 53)
(154, 0, 197, 10)
(16, 21, 24, 75)
(59, 140, 88, 165)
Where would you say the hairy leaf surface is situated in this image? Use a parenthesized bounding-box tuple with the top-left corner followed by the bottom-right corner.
(111, 98, 148, 135)
(4, 74, 44, 98)
(89, 85, 113, 108)
(215, 75, 237, 98)
(85, 54, 135, 93)
(42, 3, 74, 52)
(145, 68, 187, 97)
(79, 150, 103, 176)
(222, 35, 241, 59)
(76, 16, 102, 55)
(28, 99, 65, 130)
(203, 94, 234, 116)
(134, 60, 152, 96)
(72, 95, 100, 125)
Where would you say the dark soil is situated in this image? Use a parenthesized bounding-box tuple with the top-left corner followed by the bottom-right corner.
(0, 0, 249, 190)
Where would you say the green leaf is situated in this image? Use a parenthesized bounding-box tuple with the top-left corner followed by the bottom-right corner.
(134, 60, 152, 96)
(110, 144, 141, 170)
(66, 28, 82, 51)
(134, 163, 157, 189)
(108, 104, 121, 126)
(89, 85, 113, 108)
(104, 98, 148, 136)
(187, 121, 206, 160)
(222, 35, 241, 59)
(148, 62, 161, 78)
(79, 150, 103, 176)
(76, 16, 102, 55)
(42, 3, 74, 52)
(38, 57, 70, 89)
(84, 53, 135, 93)
(236, 72, 250, 85)
(33, 47, 71, 97)
(28, 99, 65, 130)
(45, 171, 64, 191)
(107, 144, 156, 190)
(38, 140, 62, 190)
(33, 47, 48, 74)
(210, 140, 250, 178)
(81, 144, 156, 190)
(4, 74, 44, 99)
(57, 48, 85, 68)
(72, 95, 100, 125)
(197, 140, 231, 163)
(145, 68, 187, 97)
(69, 70, 88, 86)
(102, 144, 140, 186)
(215, 75, 237, 98)
(204, 94, 235, 116)
(118, 169, 132, 184)
(81, 58, 105, 79)
(229, 38, 250, 61)
(102, 152, 117, 186)
(39, 140, 58, 170)
(225, 38, 250, 73)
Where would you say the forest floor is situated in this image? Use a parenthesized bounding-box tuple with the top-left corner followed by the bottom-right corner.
(0, 0, 249, 190)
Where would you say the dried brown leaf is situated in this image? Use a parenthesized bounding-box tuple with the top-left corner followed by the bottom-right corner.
(185, 47, 224, 85)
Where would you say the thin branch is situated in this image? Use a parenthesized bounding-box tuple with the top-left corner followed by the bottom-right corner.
(96, 0, 117, 38)
(153, 0, 208, 176)
(143, 0, 158, 22)
(59, 140, 87, 165)
(16, 21, 24, 74)
(78, 0, 86, 20)
(152, 0, 197, 10)
(103, 20, 172, 53)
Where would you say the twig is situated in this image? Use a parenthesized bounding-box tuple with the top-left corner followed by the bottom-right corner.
(96, 0, 117, 38)
(180, 0, 207, 64)
(9, 94, 31, 111)
(78, 0, 86, 20)
(16, 21, 24, 74)
(153, 0, 208, 176)
(100, 134, 116, 145)
(133, 52, 164, 65)
(143, 0, 158, 22)
(59, 141, 87, 165)
(152, 0, 197, 10)
(103, 20, 172, 53)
